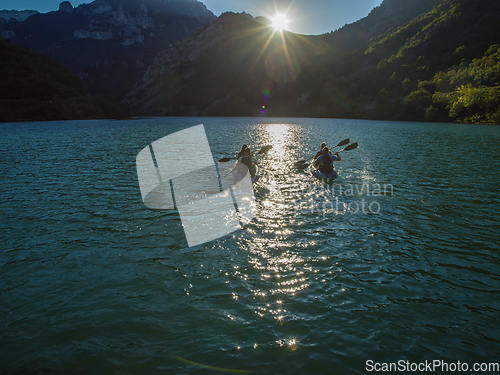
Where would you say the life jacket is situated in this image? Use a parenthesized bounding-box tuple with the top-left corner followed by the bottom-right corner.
(319, 154, 333, 174)
(238, 156, 256, 176)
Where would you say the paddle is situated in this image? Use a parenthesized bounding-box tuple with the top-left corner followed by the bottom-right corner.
(338, 142, 358, 153)
(219, 145, 273, 163)
(293, 138, 349, 167)
(297, 142, 358, 169)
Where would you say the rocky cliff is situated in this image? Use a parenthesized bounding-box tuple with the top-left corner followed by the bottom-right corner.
(1, 0, 215, 100)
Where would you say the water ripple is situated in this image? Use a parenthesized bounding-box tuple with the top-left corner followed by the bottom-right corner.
(1, 119, 499, 374)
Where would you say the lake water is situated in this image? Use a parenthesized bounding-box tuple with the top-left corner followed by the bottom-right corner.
(1, 117, 499, 374)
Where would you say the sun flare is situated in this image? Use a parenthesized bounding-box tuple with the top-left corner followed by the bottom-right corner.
(271, 13, 289, 32)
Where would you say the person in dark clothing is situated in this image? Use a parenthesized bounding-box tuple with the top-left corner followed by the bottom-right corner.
(314, 142, 335, 161)
(236, 144, 248, 159)
(316, 147, 340, 174)
(313, 142, 327, 161)
(237, 148, 257, 177)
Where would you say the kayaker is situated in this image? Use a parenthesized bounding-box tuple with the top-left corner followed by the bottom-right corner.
(313, 142, 327, 160)
(236, 144, 248, 159)
(313, 142, 334, 161)
(316, 147, 340, 174)
(237, 147, 257, 177)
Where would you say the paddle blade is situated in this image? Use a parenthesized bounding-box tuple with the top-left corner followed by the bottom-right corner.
(336, 138, 349, 147)
(219, 157, 232, 163)
(258, 145, 273, 154)
(299, 163, 310, 169)
(294, 160, 306, 167)
(340, 143, 358, 152)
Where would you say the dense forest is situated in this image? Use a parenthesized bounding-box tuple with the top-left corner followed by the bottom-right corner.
(0, 37, 130, 122)
(311, 0, 500, 124)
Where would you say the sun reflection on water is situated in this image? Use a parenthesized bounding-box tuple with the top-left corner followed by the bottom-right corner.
(220, 122, 321, 353)
(259, 123, 292, 162)
(243, 237, 312, 324)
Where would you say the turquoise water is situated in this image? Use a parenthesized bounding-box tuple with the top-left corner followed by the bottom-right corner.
(1, 117, 499, 374)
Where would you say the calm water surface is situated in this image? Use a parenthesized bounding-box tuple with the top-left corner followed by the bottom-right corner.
(1, 117, 499, 374)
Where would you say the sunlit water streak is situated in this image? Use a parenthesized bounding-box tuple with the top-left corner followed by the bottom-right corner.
(1, 117, 499, 374)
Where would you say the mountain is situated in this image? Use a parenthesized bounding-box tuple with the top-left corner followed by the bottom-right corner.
(1, 0, 215, 100)
(0, 10, 39, 22)
(0, 37, 129, 122)
(124, 0, 500, 124)
(123, 12, 335, 116)
(328, 0, 500, 123)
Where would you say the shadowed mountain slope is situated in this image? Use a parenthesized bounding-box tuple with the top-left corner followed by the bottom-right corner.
(0, 38, 129, 122)
(1, 0, 215, 100)
(124, 12, 332, 116)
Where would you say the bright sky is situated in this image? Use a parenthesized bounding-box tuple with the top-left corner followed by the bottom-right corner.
(0, 0, 384, 35)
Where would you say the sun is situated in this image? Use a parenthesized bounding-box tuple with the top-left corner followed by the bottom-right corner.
(270, 13, 289, 32)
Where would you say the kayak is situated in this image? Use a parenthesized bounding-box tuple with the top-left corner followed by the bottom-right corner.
(310, 162, 337, 180)
(232, 162, 260, 184)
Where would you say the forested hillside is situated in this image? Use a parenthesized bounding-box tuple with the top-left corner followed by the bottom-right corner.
(312, 0, 500, 123)
(0, 38, 129, 122)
